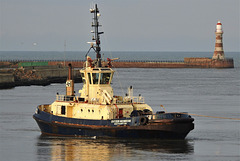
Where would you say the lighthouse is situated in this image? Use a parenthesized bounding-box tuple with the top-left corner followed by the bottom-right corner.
(212, 21, 225, 60)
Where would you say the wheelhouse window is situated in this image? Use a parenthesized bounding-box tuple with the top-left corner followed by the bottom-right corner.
(88, 72, 112, 85)
(100, 73, 111, 84)
(81, 73, 86, 84)
(88, 73, 92, 84)
(92, 73, 99, 84)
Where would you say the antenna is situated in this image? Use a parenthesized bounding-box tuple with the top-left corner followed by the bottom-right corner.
(85, 4, 104, 67)
(64, 40, 66, 67)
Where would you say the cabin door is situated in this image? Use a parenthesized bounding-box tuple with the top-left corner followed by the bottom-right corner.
(119, 109, 123, 118)
(67, 106, 73, 117)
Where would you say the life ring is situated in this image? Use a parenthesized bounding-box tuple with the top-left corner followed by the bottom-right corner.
(139, 116, 148, 125)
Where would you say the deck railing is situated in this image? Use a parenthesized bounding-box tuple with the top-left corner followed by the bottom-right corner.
(123, 96, 145, 103)
(56, 95, 75, 101)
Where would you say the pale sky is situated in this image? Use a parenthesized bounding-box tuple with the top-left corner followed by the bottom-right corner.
(0, 0, 239, 51)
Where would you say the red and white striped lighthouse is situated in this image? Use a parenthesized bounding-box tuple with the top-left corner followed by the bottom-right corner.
(212, 21, 225, 60)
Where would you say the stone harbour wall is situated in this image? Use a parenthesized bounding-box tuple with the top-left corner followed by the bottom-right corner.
(0, 67, 82, 89)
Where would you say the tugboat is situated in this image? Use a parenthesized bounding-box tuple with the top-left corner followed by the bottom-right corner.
(33, 4, 194, 139)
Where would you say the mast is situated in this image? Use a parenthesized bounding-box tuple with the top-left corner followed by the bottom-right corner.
(90, 4, 104, 67)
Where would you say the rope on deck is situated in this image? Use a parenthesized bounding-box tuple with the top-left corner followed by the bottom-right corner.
(160, 105, 240, 120)
(187, 113, 240, 120)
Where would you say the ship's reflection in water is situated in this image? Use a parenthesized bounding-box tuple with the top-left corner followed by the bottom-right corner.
(36, 135, 194, 161)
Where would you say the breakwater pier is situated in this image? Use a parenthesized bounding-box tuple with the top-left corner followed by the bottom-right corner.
(0, 57, 234, 69)
(0, 57, 234, 89)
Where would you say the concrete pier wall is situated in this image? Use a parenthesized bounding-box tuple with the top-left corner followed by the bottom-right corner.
(0, 58, 234, 69)
(0, 73, 15, 88)
(0, 67, 81, 89)
(184, 58, 234, 68)
(111, 62, 187, 68)
(0, 57, 234, 69)
(0, 73, 14, 83)
(47, 59, 234, 68)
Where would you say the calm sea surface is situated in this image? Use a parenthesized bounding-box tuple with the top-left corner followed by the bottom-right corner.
(0, 51, 239, 161)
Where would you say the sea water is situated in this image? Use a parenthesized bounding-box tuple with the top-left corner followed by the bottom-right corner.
(0, 51, 239, 161)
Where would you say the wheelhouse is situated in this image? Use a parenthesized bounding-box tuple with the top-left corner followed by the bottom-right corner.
(80, 68, 114, 85)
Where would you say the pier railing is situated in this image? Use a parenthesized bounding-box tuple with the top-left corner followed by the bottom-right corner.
(0, 58, 234, 63)
(0, 59, 184, 63)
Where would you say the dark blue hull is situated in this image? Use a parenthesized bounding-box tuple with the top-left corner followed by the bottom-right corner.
(33, 110, 194, 139)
